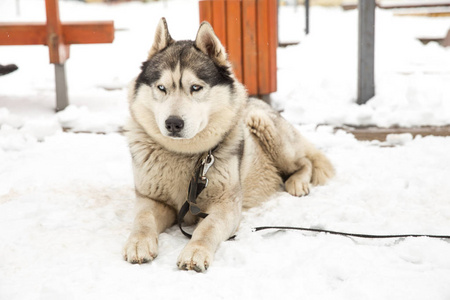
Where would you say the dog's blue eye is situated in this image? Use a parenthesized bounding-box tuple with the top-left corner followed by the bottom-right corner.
(157, 85, 166, 93)
(191, 85, 203, 93)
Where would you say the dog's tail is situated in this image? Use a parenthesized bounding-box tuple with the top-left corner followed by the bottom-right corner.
(307, 149, 335, 186)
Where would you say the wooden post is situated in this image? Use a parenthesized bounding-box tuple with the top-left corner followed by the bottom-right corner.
(46, 0, 70, 111)
(45, 0, 69, 64)
(357, 0, 375, 105)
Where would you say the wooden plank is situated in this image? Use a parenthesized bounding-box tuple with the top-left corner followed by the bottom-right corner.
(226, 0, 243, 82)
(242, 0, 258, 95)
(45, 0, 70, 64)
(357, 0, 375, 104)
(199, 0, 212, 23)
(63, 21, 114, 44)
(211, 0, 227, 48)
(0, 23, 47, 45)
(394, 10, 450, 17)
(267, 0, 277, 93)
(342, 3, 358, 10)
(417, 37, 444, 45)
(0, 21, 114, 46)
(340, 125, 450, 141)
(256, 0, 270, 95)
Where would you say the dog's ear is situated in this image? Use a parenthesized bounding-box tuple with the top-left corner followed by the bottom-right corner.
(194, 21, 228, 66)
(148, 17, 174, 59)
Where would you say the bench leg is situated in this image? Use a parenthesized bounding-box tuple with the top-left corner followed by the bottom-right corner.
(54, 63, 69, 111)
(357, 0, 376, 105)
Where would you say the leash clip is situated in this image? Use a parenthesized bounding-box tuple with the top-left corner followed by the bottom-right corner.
(200, 152, 215, 184)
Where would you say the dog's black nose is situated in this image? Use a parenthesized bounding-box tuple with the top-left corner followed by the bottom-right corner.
(165, 116, 184, 133)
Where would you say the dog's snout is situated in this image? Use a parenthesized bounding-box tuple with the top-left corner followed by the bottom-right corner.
(165, 116, 184, 133)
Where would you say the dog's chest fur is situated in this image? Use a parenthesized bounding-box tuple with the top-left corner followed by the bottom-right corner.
(127, 122, 200, 209)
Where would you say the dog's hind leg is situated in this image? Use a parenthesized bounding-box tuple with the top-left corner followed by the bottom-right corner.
(246, 101, 334, 197)
(123, 194, 176, 264)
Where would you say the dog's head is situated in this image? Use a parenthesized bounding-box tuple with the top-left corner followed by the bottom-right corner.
(129, 18, 246, 154)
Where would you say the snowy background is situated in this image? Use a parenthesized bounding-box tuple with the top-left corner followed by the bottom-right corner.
(1, 0, 450, 299)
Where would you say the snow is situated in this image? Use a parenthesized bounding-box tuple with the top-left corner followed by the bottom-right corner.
(275, 7, 450, 127)
(1, 0, 450, 299)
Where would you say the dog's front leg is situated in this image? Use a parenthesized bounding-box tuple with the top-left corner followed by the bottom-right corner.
(123, 194, 176, 264)
(177, 201, 241, 272)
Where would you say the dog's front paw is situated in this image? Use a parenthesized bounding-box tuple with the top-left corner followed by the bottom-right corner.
(123, 232, 158, 264)
(177, 243, 212, 272)
(285, 177, 310, 197)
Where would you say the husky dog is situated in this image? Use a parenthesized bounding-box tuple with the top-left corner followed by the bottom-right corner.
(123, 18, 334, 272)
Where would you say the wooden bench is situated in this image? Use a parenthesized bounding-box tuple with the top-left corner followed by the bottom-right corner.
(0, 0, 114, 111)
(199, 0, 277, 98)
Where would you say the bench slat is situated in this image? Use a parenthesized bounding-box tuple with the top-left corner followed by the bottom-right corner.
(226, 1, 243, 81)
(0, 23, 48, 45)
(63, 21, 115, 44)
(0, 21, 114, 46)
(242, 0, 258, 95)
(257, 0, 270, 95)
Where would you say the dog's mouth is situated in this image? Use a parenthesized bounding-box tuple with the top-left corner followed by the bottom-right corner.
(167, 132, 184, 139)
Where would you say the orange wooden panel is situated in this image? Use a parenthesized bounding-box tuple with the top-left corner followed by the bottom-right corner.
(45, 0, 69, 64)
(256, 0, 270, 95)
(0, 21, 114, 46)
(198, 0, 277, 96)
(198, 0, 212, 24)
(211, 0, 227, 48)
(268, 0, 277, 92)
(242, 0, 258, 95)
(226, 1, 243, 82)
(199, 1, 212, 24)
(0, 23, 47, 45)
(63, 21, 114, 44)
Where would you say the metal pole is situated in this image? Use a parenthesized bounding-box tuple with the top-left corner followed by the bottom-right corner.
(16, 0, 21, 16)
(305, 0, 310, 35)
(55, 63, 69, 111)
(357, 0, 375, 104)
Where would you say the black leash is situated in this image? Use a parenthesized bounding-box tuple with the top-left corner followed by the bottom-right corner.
(252, 226, 450, 240)
(177, 149, 214, 239)
(177, 150, 450, 241)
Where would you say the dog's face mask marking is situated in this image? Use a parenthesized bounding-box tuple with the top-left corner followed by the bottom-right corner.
(133, 18, 234, 140)
(151, 67, 211, 139)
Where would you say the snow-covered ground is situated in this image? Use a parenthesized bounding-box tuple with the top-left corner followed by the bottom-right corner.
(1, 1, 450, 299)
